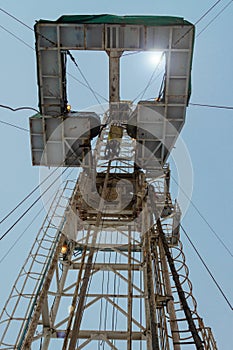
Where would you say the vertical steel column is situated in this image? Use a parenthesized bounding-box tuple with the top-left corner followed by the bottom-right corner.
(142, 203, 160, 350)
(158, 237, 181, 350)
(144, 229, 160, 350)
(127, 226, 132, 350)
(41, 262, 71, 350)
(68, 243, 96, 350)
(108, 51, 122, 102)
(62, 241, 89, 350)
(142, 205, 152, 350)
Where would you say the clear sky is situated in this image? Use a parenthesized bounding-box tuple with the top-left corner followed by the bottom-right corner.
(0, 0, 232, 349)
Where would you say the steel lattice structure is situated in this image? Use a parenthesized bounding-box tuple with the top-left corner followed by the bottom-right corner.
(0, 15, 218, 350)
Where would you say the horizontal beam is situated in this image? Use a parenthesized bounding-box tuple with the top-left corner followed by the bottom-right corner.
(71, 263, 141, 270)
(36, 22, 194, 51)
(52, 330, 147, 340)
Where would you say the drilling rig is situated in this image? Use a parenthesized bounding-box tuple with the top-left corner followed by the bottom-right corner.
(0, 15, 218, 350)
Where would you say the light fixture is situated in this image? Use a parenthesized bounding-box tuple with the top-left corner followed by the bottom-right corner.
(61, 244, 68, 254)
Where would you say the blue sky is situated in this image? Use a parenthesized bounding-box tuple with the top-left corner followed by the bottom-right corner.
(0, 0, 232, 349)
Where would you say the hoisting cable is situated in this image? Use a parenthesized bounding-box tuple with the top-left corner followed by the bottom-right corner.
(181, 224, 233, 311)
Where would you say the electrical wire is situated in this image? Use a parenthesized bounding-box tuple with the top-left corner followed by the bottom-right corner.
(0, 24, 34, 50)
(0, 205, 45, 264)
(0, 167, 75, 264)
(197, 0, 233, 37)
(134, 0, 228, 102)
(181, 224, 233, 311)
(171, 174, 233, 258)
(66, 51, 107, 111)
(0, 104, 39, 113)
(0, 166, 67, 225)
(123, 1, 227, 53)
(131, 98, 233, 111)
(195, 0, 222, 26)
(189, 102, 233, 110)
(0, 167, 69, 241)
(0, 168, 74, 264)
(67, 72, 108, 103)
(0, 103, 82, 227)
(0, 103, 38, 132)
(174, 0, 222, 46)
(0, 7, 33, 32)
(132, 53, 165, 103)
(122, 51, 141, 57)
(0, 119, 29, 132)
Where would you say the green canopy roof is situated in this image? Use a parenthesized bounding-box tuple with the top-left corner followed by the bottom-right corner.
(38, 14, 193, 27)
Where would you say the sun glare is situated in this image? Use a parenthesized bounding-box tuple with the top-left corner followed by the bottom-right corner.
(148, 51, 164, 65)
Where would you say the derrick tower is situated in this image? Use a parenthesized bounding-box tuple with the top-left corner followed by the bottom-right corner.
(0, 15, 218, 350)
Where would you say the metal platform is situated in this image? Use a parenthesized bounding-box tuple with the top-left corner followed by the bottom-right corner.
(30, 112, 100, 166)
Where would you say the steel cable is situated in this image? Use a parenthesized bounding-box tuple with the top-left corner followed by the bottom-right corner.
(181, 224, 233, 311)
